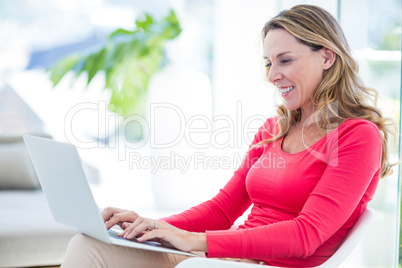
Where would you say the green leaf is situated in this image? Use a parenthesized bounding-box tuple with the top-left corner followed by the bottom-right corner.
(136, 13, 154, 30)
(109, 28, 135, 39)
(47, 54, 81, 86)
(85, 48, 107, 84)
(48, 8, 182, 118)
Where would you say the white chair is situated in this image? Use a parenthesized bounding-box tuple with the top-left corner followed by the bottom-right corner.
(175, 208, 375, 268)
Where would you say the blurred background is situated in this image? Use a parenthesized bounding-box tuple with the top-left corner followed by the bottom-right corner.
(0, 0, 400, 267)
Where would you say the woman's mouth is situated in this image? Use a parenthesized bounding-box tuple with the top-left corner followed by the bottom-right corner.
(279, 86, 295, 97)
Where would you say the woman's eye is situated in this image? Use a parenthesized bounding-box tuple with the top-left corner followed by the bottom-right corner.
(265, 58, 291, 68)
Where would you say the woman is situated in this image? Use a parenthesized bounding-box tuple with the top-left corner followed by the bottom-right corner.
(62, 4, 396, 267)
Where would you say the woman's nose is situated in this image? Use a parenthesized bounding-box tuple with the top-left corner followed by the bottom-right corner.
(267, 65, 283, 83)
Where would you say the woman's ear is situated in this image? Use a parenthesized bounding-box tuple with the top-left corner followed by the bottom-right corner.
(322, 47, 336, 70)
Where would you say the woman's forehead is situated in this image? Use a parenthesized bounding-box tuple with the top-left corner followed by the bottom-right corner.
(263, 29, 301, 59)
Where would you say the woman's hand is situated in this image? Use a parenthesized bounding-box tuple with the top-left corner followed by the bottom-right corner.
(136, 224, 208, 253)
(101, 207, 208, 253)
(101, 207, 139, 230)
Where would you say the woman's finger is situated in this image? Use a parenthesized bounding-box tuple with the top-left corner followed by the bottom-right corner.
(137, 229, 165, 242)
(121, 218, 152, 239)
(136, 228, 207, 253)
(120, 222, 131, 229)
(105, 210, 140, 230)
(138, 229, 175, 248)
(101, 207, 127, 222)
(121, 218, 156, 239)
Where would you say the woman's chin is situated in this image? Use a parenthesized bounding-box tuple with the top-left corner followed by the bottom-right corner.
(283, 103, 299, 111)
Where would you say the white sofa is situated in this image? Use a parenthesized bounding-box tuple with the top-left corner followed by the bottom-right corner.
(0, 190, 77, 267)
(0, 85, 77, 267)
(0, 137, 79, 268)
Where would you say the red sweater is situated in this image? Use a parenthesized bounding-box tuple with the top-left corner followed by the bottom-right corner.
(162, 117, 381, 267)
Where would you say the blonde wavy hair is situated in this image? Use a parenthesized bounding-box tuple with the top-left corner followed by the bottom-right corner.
(260, 4, 396, 178)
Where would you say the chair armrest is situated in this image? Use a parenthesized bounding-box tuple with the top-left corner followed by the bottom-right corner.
(175, 258, 276, 268)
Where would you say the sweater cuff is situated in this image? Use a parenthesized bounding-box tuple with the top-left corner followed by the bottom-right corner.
(206, 230, 244, 258)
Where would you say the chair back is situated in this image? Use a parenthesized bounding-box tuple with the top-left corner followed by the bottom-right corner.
(175, 207, 375, 268)
(315, 207, 375, 267)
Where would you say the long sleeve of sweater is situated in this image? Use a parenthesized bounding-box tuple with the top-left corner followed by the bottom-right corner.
(162, 118, 381, 266)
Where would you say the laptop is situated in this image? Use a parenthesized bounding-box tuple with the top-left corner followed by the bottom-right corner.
(23, 134, 196, 257)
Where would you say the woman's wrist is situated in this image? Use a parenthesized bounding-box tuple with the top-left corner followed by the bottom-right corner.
(192, 232, 208, 253)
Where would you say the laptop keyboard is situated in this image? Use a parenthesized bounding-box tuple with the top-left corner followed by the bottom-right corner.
(108, 229, 162, 247)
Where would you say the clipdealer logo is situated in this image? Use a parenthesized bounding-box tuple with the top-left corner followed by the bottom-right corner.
(63, 100, 339, 171)
(64, 101, 266, 151)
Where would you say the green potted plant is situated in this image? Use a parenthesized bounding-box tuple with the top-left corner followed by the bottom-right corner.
(47, 10, 181, 136)
(47, 10, 214, 210)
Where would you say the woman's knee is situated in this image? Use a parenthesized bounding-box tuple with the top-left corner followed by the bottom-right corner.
(63, 234, 190, 268)
(62, 234, 106, 268)
(69, 233, 101, 249)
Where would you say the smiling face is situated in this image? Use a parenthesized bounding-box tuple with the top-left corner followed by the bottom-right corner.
(264, 29, 331, 118)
